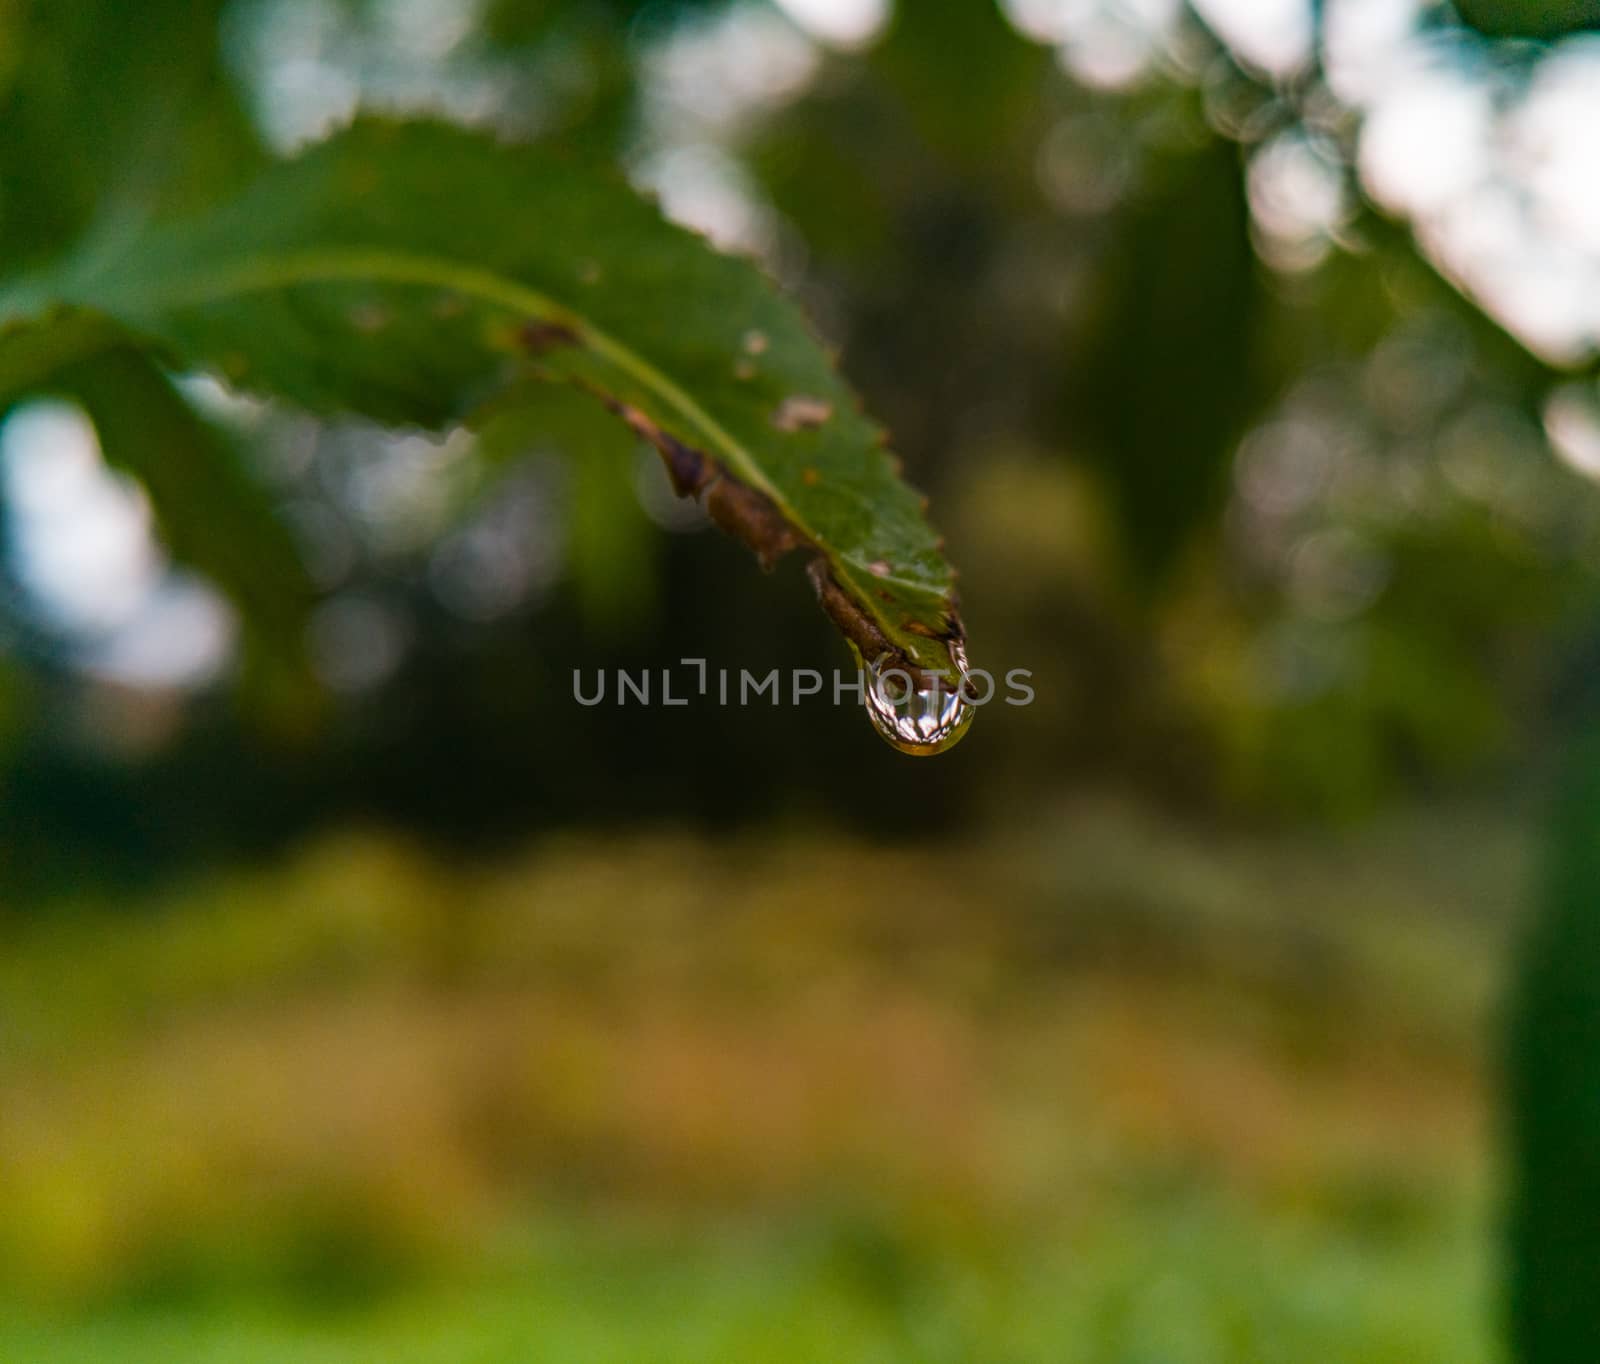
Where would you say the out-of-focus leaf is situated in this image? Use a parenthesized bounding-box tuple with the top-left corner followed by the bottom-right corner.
(1452, 0, 1600, 39)
(870, 0, 1054, 172)
(1067, 131, 1261, 586)
(53, 347, 311, 654)
(0, 310, 119, 402)
(566, 428, 657, 635)
(477, 0, 648, 157)
(474, 382, 657, 633)
(0, 118, 966, 687)
(0, 0, 262, 267)
(1507, 719, 1600, 1360)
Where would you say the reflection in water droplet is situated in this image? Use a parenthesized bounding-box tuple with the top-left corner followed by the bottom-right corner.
(860, 638, 974, 756)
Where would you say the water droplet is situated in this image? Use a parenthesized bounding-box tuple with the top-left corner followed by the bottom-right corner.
(867, 559, 891, 578)
(860, 638, 974, 756)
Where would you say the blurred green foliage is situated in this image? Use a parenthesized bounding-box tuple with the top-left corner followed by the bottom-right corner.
(0, 811, 1511, 1358)
(1453, 0, 1600, 39)
(0, 0, 261, 263)
(0, 0, 1595, 867)
(4, 3, 1600, 1356)
(1070, 127, 1259, 585)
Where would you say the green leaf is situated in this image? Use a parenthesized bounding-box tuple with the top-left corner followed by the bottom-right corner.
(0, 117, 968, 697)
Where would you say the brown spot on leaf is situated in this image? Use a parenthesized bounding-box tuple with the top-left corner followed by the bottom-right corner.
(604, 401, 713, 497)
(867, 560, 892, 578)
(743, 329, 769, 356)
(705, 476, 803, 571)
(772, 396, 833, 432)
(805, 559, 953, 682)
(518, 320, 581, 354)
(808, 559, 894, 662)
(734, 358, 757, 381)
(604, 398, 796, 568)
(575, 386, 962, 673)
(802, 467, 820, 486)
(655, 432, 714, 499)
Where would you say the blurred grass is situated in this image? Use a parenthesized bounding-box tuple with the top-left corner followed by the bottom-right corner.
(0, 801, 1522, 1360)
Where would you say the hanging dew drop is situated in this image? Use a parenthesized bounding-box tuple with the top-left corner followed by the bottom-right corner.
(859, 638, 975, 756)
